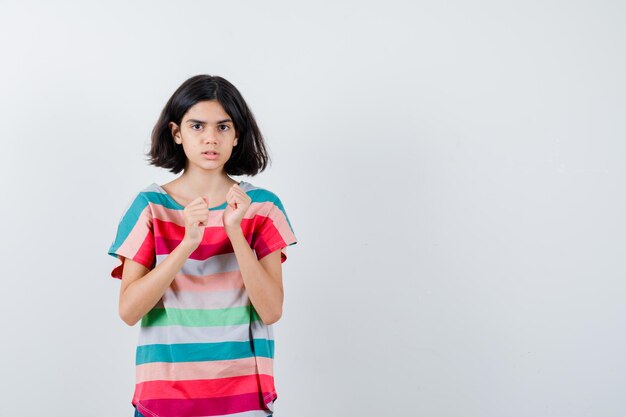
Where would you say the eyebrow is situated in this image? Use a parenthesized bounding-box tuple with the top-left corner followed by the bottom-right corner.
(185, 118, 233, 124)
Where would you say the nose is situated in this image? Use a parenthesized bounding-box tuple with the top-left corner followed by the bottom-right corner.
(202, 129, 218, 144)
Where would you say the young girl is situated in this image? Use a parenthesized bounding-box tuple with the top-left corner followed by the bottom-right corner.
(107, 74, 298, 417)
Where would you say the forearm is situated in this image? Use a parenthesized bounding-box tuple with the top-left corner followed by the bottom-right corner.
(120, 241, 196, 326)
(226, 226, 283, 324)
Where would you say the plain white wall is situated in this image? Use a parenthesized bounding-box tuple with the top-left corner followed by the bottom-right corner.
(0, 1, 624, 416)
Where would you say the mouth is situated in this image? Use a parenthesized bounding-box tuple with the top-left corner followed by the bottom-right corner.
(202, 151, 219, 160)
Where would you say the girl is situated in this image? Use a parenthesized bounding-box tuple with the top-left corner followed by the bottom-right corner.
(107, 74, 298, 417)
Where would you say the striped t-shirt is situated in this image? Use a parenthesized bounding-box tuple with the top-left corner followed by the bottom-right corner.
(107, 180, 298, 417)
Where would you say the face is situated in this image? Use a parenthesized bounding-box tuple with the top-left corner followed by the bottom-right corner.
(169, 100, 239, 172)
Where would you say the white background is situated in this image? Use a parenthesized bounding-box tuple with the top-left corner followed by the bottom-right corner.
(0, 1, 624, 416)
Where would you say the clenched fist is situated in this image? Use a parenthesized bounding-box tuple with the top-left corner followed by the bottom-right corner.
(223, 182, 252, 232)
(181, 196, 211, 250)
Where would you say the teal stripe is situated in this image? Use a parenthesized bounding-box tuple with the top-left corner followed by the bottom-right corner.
(247, 188, 281, 205)
(143, 190, 185, 210)
(251, 336, 275, 358)
(108, 193, 149, 257)
(136, 339, 275, 364)
(144, 188, 280, 211)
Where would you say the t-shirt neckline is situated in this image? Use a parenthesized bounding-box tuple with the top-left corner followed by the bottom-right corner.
(152, 181, 245, 211)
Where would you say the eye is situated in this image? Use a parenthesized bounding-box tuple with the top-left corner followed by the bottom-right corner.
(191, 123, 202, 130)
(218, 124, 230, 132)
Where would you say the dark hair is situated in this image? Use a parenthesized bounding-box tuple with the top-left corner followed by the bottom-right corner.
(146, 74, 271, 175)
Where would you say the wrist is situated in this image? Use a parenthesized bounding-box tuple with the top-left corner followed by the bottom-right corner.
(177, 239, 198, 254)
(224, 224, 243, 237)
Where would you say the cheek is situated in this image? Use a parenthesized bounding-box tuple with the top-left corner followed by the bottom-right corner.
(181, 143, 197, 158)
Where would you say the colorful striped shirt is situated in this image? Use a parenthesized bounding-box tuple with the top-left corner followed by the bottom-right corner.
(107, 181, 298, 417)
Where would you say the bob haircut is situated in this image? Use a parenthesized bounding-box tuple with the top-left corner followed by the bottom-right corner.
(146, 74, 271, 176)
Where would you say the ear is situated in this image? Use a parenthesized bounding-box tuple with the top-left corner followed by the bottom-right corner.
(169, 122, 181, 144)
(233, 136, 238, 147)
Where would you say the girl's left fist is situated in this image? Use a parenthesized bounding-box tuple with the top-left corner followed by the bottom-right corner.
(223, 182, 251, 229)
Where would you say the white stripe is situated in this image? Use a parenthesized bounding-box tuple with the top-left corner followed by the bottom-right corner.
(161, 287, 250, 310)
(137, 323, 254, 346)
(155, 252, 244, 276)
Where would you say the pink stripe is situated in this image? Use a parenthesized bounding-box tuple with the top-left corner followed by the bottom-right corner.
(255, 357, 274, 376)
(117, 207, 152, 259)
(136, 391, 274, 417)
(266, 207, 296, 243)
(136, 357, 263, 384)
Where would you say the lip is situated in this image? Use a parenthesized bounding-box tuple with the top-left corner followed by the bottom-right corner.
(202, 152, 219, 160)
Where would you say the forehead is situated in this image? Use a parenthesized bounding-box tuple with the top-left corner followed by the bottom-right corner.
(183, 100, 231, 122)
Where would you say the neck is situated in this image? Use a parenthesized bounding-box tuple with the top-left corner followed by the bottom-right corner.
(177, 166, 235, 196)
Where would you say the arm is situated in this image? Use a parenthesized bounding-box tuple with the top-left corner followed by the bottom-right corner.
(226, 225, 284, 325)
(118, 241, 196, 326)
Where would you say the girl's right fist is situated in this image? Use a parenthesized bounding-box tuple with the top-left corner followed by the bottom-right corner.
(181, 196, 210, 249)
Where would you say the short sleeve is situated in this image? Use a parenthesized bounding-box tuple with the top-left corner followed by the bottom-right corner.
(252, 195, 298, 263)
(107, 192, 156, 280)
